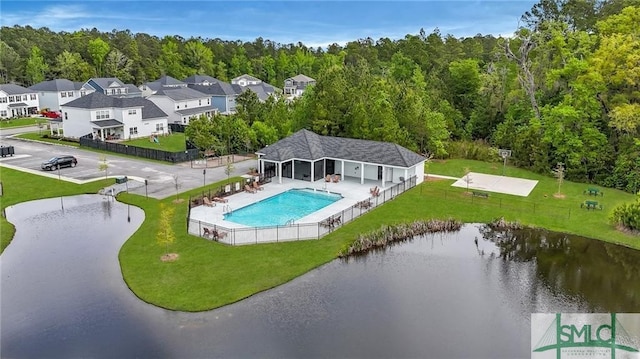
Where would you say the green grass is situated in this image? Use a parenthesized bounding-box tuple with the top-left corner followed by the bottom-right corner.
(2, 158, 638, 312)
(0, 117, 48, 129)
(16, 132, 80, 147)
(121, 133, 186, 152)
(0, 167, 113, 252)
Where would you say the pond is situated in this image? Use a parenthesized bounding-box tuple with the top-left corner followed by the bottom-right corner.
(1, 195, 639, 358)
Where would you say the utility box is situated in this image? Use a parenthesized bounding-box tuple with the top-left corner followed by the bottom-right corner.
(116, 176, 128, 184)
(0, 146, 14, 157)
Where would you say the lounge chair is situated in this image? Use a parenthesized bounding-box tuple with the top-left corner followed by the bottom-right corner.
(373, 187, 380, 197)
(325, 175, 331, 182)
(203, 197, 215, 207)
(370, 186, 378, 195)
(252, 181, 264, 191)
(245, 184, 257, 193)
(214, 230, 228, 240)
(213, 196, 228, 203)
(332, 174, 340, 183)
(203, 227, 213, 238)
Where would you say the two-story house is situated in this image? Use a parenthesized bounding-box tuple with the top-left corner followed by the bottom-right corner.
(283, 74, 316, 99)
(84, 77, 142, 98)
(147, 87, 217, 124)
(231, 74, 280, 102)
(61, 92, 168, 140)
(0, 84, 39, 118)
(183, 75, 242, 114)
(29, 79, 95, 113)
(139, 75, 187, 97)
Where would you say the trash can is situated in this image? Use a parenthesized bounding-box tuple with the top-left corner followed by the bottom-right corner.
(0, 146, 14, 157)
(116, 176, 128, 184)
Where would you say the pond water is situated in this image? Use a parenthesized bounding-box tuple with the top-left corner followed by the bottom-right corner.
(2, 195, 639, 358)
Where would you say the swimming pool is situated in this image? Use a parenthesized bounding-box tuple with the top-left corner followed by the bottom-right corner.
(224, 188, 342, 227)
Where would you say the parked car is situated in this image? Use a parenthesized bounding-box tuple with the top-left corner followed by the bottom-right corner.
(41, 156, 77, 171)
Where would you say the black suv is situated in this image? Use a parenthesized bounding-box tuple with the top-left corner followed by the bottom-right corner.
(41, 156, 77, 171)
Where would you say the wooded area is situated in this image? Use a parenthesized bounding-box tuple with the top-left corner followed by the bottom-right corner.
(1, 0, 638, 193)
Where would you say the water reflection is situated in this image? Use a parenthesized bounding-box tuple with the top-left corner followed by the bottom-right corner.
(479, 225, 640, 312)
(1, 197, 639, 358)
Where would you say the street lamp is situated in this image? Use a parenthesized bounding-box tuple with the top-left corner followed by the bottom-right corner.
(203, 169, 206, 187)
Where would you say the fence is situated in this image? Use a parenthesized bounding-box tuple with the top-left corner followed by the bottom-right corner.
(419, 187, 574, 220)
(79, 136, 200, 163)
(188, 176, 418, 245)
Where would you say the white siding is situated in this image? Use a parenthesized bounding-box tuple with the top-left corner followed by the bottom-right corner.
(61, 107, 94, 138)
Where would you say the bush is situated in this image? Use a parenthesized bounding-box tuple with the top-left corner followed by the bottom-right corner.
(610, 194, 640, 232)
(444, 140, 500, 162)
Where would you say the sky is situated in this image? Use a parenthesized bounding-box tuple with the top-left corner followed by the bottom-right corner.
(1, 1, 537, 47)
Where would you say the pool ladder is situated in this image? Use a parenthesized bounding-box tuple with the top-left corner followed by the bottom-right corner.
(223, 205, 232, 214)
(285, 218, 295, 226)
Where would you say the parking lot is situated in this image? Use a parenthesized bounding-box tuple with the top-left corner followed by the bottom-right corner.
(0, 135, 255, 199)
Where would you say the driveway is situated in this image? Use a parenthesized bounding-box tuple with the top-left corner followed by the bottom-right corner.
(0, 134, 256, 199)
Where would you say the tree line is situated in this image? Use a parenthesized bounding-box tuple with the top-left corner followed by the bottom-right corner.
(1, 0, 638, 193)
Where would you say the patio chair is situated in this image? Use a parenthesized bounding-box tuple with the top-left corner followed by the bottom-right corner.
(370, 186, 378, 195)
(245, 184, 257, 194)
(252, 181, 264, 191)
(213, 196, 228, 203)
(203, 227, 213, 238)
(325, 175, 331, 182)
(203, 197, 216, 207)
(332, 174, 340, 183)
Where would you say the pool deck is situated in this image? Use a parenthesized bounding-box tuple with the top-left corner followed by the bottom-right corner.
(189, 177, 390, 229)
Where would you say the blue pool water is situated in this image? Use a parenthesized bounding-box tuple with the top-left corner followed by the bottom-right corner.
(224, 188, 342, 227)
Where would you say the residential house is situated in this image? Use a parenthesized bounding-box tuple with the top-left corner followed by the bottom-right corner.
(231, 74, 280, 102)
(60, 92, 168, 140)
(283, 74, 316, 99)
(148, 87, 217, 124)
(84, 77, 142, 98)
(139, 75, 187, 97)
(257, 129, 426, 186)
(29, 79, 95, 112)
(0, 84, 39, 118)
(183, 75, 242, 114)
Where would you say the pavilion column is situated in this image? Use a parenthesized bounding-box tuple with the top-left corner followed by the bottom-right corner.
(341, 161, 345, 178)
(310, 160, 314, 182)
(404, 169, 408, 182)
(278, 162, 282, 184)
(381, 166, 385, 187)
(360, 162, 364, 184)
(292, 160, 295, 180)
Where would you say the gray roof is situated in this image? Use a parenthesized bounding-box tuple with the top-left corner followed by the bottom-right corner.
(188, 83, 242, 97)
(242, 82, 278, 101)
(8, 102, 29, 108)
(257, 129, 425, 168)
(29, 79, 84, 92)
(287, 74, 315, 83)
(124, 84, 142, 94)
(62, 92, 168, 119)
(91, 119, 123, 128)
(153, 87, 209, 101)
(182, 75, 219, 84)
(231, 74, 261, 83)
(87, 77, 126, 89)
(0, 84, 33, 95)
(175, 105, 217, 116)
(143, 76, 186, 92)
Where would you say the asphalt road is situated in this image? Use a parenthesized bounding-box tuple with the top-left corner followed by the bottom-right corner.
(0, 129, 256, 199)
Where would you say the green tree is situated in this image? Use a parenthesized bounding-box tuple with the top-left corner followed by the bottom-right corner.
(98, 156, 109, 179)
(184, 40, 215, 75)
(54, 51, 93, 81)
(184, 114, 221, 155)
(0, 40, 21, 83)
(104, 49, 133, 83)
(156, 203, 176, 257)
(87, 38, 110, 76)
(25, 46, 48, 85)
(159, 38, 187, 79)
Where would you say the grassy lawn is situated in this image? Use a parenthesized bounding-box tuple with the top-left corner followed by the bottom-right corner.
(2, 159, 638, 312)
(121, 133, 186, 152)
(0, 117, 49, 129)
(16, 132, 80, 147)
(0, 167, 113, 252)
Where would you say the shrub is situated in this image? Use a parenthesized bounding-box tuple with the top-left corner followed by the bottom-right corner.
(610, 194, 640, 232)
(444, 140, 500, 162)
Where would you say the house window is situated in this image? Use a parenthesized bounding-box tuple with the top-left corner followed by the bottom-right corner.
(156, 123, 164, 132)
(8, 96, 15, 102)
(117, 89, 122, 95)
(64, 112, 68, 120)
(128, 109, 137, 115)
(129, 127, 138, 136)
(67, 92, 73, 98)
(61, 92, 67, 98)
(96, 110, 109, 120)
(177, 105, 180, 109)
(207, 99, 210, 105)
(0, 110, 6, 117)
(23, 95, 27, 101)
(0, 97, 6, 103)
(81, 90, 86, 96)
(199, 99, 202, 106)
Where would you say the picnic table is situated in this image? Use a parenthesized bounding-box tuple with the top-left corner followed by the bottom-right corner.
(581, 200, 603, 210)
(472, 191, 489, 198)
(584, 187, 603, 196)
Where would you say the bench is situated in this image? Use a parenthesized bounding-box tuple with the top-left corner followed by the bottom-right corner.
(584, 187, 603, 196)
(581, 200, 603, 210)
(472, 191, 489, 199)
